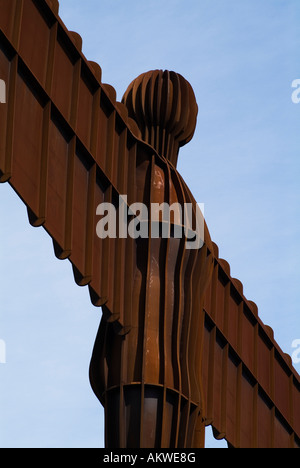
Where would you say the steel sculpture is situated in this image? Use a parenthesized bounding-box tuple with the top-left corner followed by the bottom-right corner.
(0, 0, 299, 448)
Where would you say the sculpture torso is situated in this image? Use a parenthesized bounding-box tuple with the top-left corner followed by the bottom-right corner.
(90, 70, 214, 448)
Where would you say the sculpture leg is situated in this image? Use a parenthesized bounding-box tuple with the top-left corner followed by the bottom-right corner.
(89, 319, 203, 448)
(104, 384, 202, 448)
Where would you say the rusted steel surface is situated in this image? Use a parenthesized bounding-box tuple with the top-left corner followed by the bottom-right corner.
(90, 69, 215, 448)
(0, 0, 145, 333)
(0, 0, 299, 448)
(202, 248, 300, 448)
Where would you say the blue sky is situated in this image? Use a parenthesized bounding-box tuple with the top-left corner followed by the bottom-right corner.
(0, 0, 299, 448)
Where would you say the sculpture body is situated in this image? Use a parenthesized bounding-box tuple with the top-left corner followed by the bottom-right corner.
(90, 70, 214, 448)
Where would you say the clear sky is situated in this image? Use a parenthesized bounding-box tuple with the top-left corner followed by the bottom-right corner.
(0, 0, 299, 448)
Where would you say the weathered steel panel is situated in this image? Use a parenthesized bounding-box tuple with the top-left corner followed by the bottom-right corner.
(202, 250, 300, 447)
(0, 0, 143, 330)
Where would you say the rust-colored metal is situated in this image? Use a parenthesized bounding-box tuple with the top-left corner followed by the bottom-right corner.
(90, 70, 214, 448)
(0, 0, 299, 448)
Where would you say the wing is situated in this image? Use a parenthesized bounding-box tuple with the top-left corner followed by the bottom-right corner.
(0, 0, 153, 332)
(201, 242, 300, 448)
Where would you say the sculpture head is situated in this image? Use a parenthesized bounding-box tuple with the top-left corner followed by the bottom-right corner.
(122, 70, 198, 167)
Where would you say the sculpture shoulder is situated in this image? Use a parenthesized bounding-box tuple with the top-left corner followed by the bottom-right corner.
(170, 165, 214, 253)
